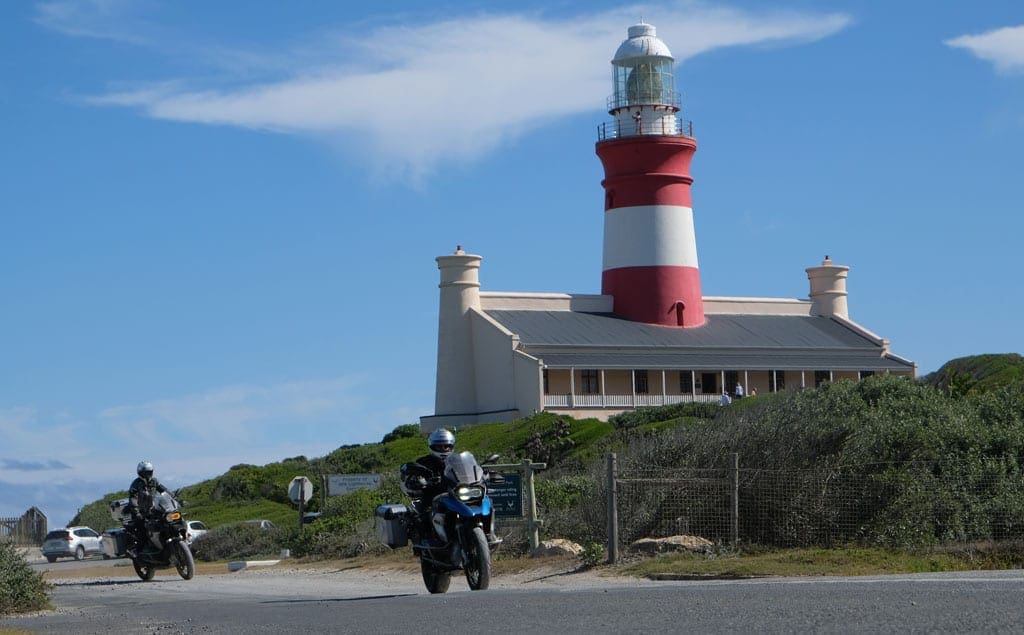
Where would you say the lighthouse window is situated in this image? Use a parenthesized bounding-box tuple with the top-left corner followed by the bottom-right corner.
(725, 371, 738, 396)
(679, 371, 693, 394)
(633, 370, 649, 394)
(614, 59, 675, 108)
(580, 369, 600, 395)
(701, 373, 717, 394)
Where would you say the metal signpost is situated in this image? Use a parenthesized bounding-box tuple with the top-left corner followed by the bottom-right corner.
(288, 476, 314, 532)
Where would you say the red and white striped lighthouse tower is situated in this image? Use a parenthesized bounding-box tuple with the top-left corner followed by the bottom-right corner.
(596, 23, 704, 328)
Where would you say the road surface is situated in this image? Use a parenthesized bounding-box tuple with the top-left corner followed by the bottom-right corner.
(5, 560, 1024, 633)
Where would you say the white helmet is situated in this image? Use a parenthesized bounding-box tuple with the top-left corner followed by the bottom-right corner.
(137, 461, 154, 479)
(428, 429, 455, 460)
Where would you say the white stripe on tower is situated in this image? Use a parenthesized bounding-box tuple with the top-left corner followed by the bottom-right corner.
(602, 205, 698, 270)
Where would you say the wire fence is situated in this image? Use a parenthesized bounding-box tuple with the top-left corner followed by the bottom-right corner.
(608, 454, 1024, 557)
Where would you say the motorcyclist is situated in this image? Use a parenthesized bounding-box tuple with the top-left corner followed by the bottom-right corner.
(126, 460, 167, 557)
(400, 428, 455, 545)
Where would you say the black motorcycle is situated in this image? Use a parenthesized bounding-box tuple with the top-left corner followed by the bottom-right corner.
(103, 491, 195, 581)
(378, 451, 502, 593)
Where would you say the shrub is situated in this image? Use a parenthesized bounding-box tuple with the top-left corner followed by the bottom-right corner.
(580, 541, 605, 567)
(0, 539, 50, 615)
(382, 424, 421, 444)
(190, 523, 288, 561)
(608, 401, 719, 429)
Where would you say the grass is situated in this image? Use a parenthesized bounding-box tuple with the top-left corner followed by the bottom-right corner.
(613, 547, 979, 578)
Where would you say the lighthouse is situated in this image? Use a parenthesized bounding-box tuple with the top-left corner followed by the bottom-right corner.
(596, 23, 705, 328)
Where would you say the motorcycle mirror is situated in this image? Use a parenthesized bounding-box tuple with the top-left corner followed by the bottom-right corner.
(485, 454, 500, 464)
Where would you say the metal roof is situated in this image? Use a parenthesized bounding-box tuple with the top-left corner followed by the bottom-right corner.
(484, 310, 914, 372)
(613, 23, 673, 63)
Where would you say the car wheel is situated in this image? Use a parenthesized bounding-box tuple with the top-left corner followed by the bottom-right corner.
(75, 545, 85, 560)
(46, 555, 57, 563)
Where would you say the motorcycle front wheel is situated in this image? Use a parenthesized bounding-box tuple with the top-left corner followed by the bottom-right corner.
(420, 558, 451, 594)
(464, 526, 491, 591)
(132, 558, 156, 581)
(173, 541, 195, 580)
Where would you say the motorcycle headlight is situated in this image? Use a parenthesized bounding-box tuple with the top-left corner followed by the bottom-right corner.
(165, 511, 181, 522)
(456, 485, 484, 501)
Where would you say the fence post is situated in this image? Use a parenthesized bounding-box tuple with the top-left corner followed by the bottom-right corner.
(607, 452, 619, 564)
(523, 459, 541, 555)
(731, 452, 739, 547)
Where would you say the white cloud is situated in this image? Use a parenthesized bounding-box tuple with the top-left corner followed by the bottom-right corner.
(66, 2, 851, 182)
(96, 376, 370, 445)
(945, 25, 1024, 73)
(33, 0, 155, 45)
(0, 376, 408, 527)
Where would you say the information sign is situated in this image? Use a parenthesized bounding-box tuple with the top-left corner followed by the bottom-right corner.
(487, 473, 522, 518)
(328, 473, 383, 497)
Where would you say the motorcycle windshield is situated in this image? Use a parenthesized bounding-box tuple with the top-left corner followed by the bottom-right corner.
(152, 491, 180, 514)
(444, 451, 484, 485)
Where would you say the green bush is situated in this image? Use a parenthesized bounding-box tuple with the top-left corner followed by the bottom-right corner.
(563, 375, 1024, 549)
(190, 523, 288, 561)
(580, 541, 605, 567)
(382, 424, 421, 444)
(608, 401, 719, 429)
(0, 539, 50, 615)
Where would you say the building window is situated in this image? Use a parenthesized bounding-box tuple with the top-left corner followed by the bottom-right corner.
(771, 370, 785, 392)
(634, 370, 649, 394)
(701, 373, 717, 394)
(679, 371, 693, 394)
(543, 369, 549, 394)
(814, 370, 830, 387)
(725, 370, 738, 396)
(581, 369, 600, 395)
(860, 370, 874, 380)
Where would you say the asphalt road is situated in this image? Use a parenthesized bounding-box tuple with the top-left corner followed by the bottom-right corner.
(4, 564, 1024, 633)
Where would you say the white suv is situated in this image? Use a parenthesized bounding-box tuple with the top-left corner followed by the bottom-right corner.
(185, 520, 209, 545)
(40, 526, 104, 562)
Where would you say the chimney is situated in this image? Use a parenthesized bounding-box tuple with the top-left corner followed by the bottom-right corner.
(806, 255, 849, 319)
(433, 247, 481, 415)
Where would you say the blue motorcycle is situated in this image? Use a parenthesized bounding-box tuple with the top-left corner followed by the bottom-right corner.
(378, 451, 501, 593)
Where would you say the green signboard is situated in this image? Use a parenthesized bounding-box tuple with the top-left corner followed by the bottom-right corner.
(488, 473, 522, 518)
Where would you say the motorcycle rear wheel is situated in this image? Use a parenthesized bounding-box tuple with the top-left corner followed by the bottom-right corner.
(174, 541, 195, 580)
(132, 558, 156, 581)
(420, 558, 451, 594)
(464, 526, 491, 591)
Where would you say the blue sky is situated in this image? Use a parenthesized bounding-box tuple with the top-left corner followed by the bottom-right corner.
(2, 0, 1023, 527)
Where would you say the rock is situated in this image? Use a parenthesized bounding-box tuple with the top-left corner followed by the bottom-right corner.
(629, 535, 713, 555)
(534, 538, 584, 557)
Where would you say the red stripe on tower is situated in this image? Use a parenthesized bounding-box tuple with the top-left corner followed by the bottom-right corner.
(596, 23, 705, 328)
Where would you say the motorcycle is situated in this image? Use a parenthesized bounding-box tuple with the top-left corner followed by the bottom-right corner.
(377, 451, 502, 594)
(103, 491, 196, 581)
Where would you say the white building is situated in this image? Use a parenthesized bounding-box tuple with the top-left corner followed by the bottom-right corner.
(421, 24, 915, 431)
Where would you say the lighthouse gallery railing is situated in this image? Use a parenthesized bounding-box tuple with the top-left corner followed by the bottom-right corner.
(597, 118, 693, 141)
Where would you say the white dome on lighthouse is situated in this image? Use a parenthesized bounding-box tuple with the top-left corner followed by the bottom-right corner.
(613, 23, 674, 64)
(607, 22, 679, 113)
